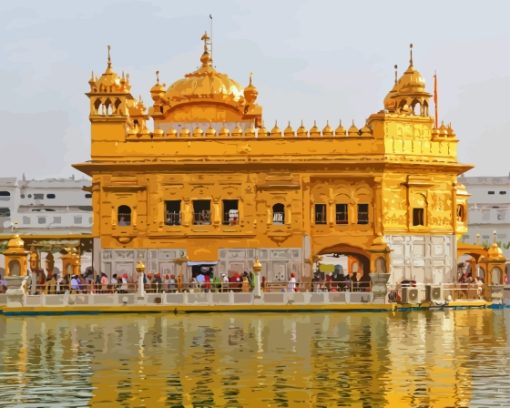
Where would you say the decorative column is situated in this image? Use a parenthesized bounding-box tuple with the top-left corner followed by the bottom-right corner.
(45, 252, 55, 280)
(253, 257, 262, 299)
(61, 249, 75, 278)
(72, 251, 81, 276)
(136, 259, 145, 298)
(368, 235, 391, 304)
(29, 247, 39, 295)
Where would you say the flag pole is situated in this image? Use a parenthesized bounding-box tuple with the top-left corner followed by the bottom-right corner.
(434, 71, 438, 128)
(209, 14, 213, 65)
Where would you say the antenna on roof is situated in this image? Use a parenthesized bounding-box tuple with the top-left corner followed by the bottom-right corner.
(209, 14, 214, 65)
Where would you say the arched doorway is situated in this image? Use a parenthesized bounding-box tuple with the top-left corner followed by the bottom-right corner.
(316, 244, 371, 292)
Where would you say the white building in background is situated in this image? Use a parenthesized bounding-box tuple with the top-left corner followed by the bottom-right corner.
(459, 175, 510, 259)
(0, 176, 93, 275)
(0, 176, 92, 233)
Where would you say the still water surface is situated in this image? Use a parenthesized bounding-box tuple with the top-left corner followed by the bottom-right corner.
(0, 309, 509, 407)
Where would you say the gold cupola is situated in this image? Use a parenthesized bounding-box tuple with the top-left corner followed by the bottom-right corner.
(166, 32, 244, 104)
(309, 120, 320, 137)
(91, 45, 130, 94)
(383, 45, 431, 116)
(150, 70, 166, 103)
(148, 32, 262, 127)
(384, 64, 399, 112)
(348, 121, 359, 136)
(322, 121, 333, 136)
(270, 121, 281, 137)
(284, 121, 294, 137)
(335, 120, 346, 136)
(296, 121, 307, 137)
(244, 73, 258, 105)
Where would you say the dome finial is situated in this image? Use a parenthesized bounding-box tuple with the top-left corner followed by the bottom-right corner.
(200, 31, 212, 67)
(107, 44, 112, 69)
(156, 70, 160, 84)
(249, 72, 253, 86)
(409, 43, 414, 67)
(201, 31, 210, 53)
(394, 64, 398, 84)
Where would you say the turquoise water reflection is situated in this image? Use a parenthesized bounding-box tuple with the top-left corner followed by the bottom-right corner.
(0, 309, 509, 407)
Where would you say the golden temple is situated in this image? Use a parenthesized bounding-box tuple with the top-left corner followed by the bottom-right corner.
(73, 33, 476, 285)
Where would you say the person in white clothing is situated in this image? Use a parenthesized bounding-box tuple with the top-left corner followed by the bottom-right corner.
(288, 272, 297, 292)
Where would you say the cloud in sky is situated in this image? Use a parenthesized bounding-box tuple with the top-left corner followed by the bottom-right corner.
(0, 0, 508, 178)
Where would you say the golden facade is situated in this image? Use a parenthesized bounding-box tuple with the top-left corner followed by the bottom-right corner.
(74, 36, 471, 284)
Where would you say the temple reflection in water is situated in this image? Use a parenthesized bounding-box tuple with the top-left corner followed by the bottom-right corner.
(1, 311, 509, 406)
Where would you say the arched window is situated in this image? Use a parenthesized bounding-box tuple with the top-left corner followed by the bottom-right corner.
(412, 101, 421, 116)
(411, 193, 427, 227)
(456, 204, 465, 222)
(272, 203, 285, 224)
(118, 205, 131, 226)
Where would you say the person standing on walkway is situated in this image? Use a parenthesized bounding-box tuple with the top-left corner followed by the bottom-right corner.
(288, 272, 297, 292)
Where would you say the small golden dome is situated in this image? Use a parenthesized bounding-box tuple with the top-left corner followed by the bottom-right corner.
(192, 127, 204, 137)
(7, 234, 24, 249)
(488, 242, 504, 259)
(150, 70, 166, 102)
(179, 127, 191, 138)
(244, 124, 256, 137)
(270, 121, 281, 137)
(384, 84, 399, 112)
(447, 124, 456, 138)
(153, 128, 164, 137)
(205, 125, 216, 137)
(219, 124, 230, 137)
(335, 121, 346, 136)
(258, 123, 268, 137)
(309, 120, 320, 137)
(284, 121, 294, 137)
(360, 123, 371, 136)
(88, 71, 96, 86)
(439, 122, 448, 137)
(136, 96, 146, 111)
(232, 124, 243, 137)
(166, 127, 177, 137)
(296, 121, 308, 137)
(93, 45, 128, 93)
(348, 121, 359, 137)
(244, 73, 258, 105)
(322, 121, 333, 136)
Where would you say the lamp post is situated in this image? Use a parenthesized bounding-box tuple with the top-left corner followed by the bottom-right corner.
(136, 259, 145, 297)
(252, 257, 262, 298)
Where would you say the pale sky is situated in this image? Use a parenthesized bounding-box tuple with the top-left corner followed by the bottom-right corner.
(1, 0, 509, 179)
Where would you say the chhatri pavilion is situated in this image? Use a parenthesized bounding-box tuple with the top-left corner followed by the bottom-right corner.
(74, 33, 472, 285)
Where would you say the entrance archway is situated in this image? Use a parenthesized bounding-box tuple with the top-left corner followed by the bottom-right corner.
(316, 243, 371, 291)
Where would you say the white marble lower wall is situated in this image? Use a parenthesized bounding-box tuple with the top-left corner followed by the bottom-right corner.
(100, 247, 303, 282)
(385, 234, 457, 284)
(101, 249, 186, 280)
(218, 248, 303, 281)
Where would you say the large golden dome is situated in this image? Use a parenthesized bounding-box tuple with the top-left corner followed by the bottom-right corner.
(166, 33, 244, 109)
